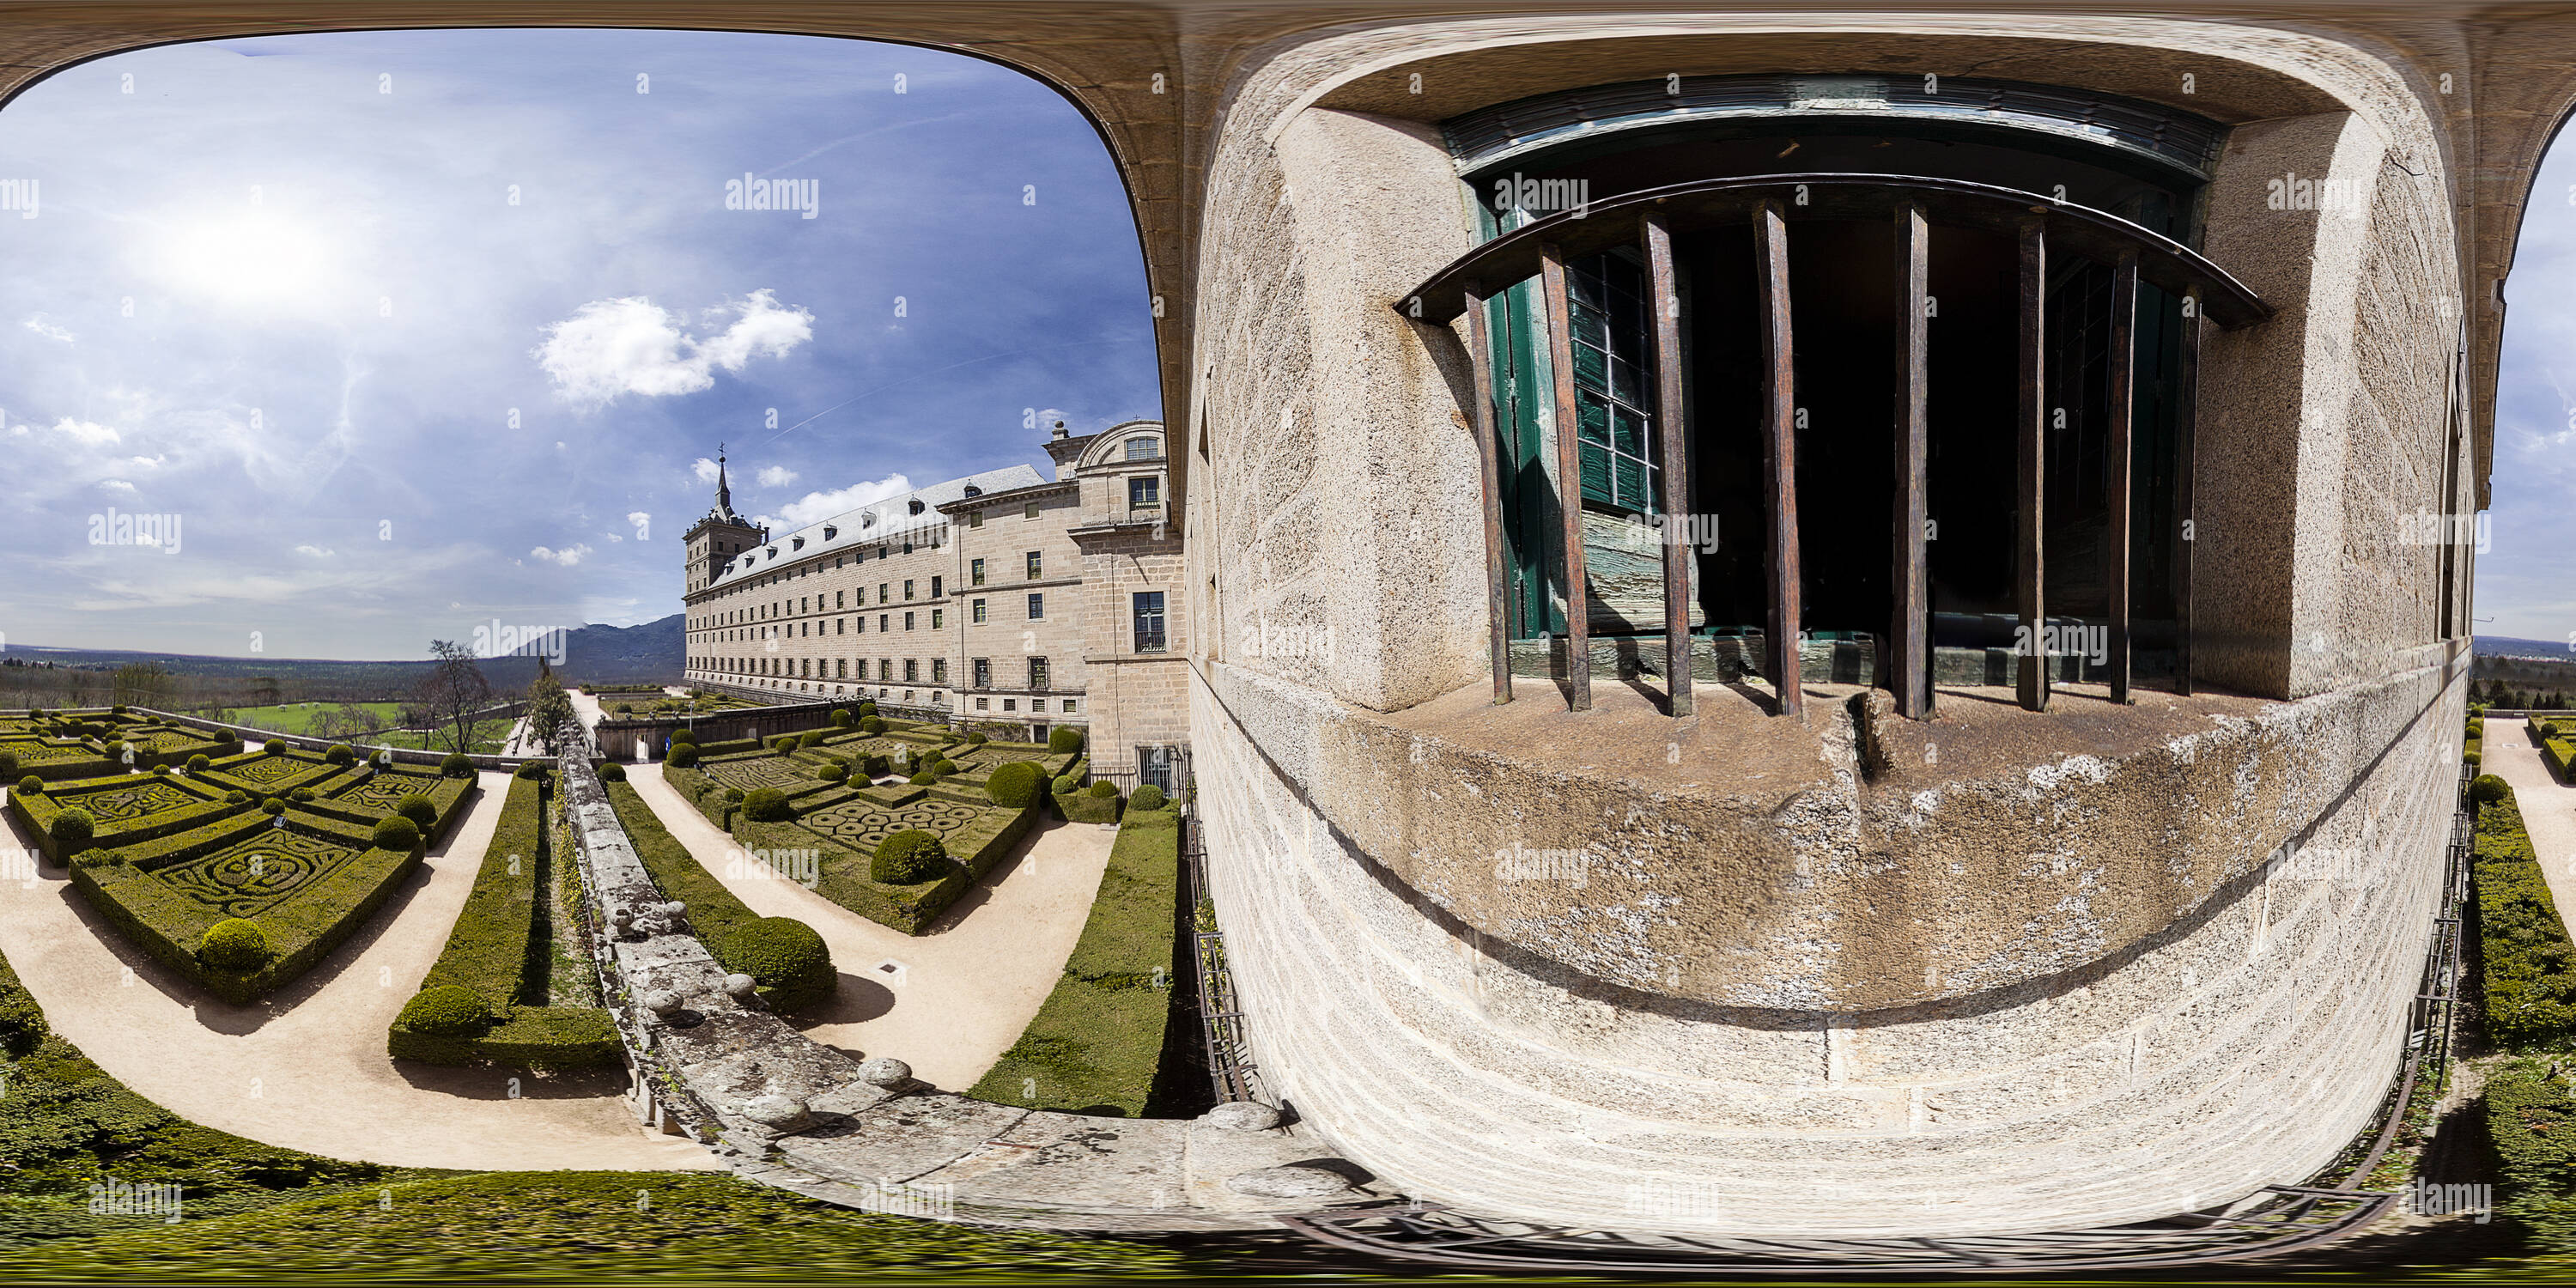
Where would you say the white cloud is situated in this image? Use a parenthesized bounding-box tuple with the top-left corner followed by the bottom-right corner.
(626, 510, 652, 530)
(98, 479, 137, 493)
(23, 314, 75, 343)
(530, 543, 593, 566)
(533, 289, 813, 406)
(691, 457, 720, 483)
(756, 465, 798, 487)
(764, 473, 914, 528)
(52, 417, 121, 447)
(294, 544, 334, 557)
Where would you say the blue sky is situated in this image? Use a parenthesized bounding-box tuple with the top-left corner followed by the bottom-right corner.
(2486, 132, 2576, 645)
(0, 28, 1157, 660)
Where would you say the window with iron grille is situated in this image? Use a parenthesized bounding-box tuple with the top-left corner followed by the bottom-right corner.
(1130, 475, 1161, 510)
(974, 658, 990, 688)
(1029, 657, 1050, 690)
(1133, 591, 1167, 653)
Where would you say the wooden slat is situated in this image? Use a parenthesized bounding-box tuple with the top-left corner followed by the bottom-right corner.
(1539, 241, 1592, 712)
(1756, 201, 1802, 719)
(1462, 279, 1514, 705)
(1891, 204, 1930, 719)
(2176, 295, 2200, 697)
(2106, 252, 2139, 704)
(2016, 218, 2050, 713)
(1644, 210, 1694, 717)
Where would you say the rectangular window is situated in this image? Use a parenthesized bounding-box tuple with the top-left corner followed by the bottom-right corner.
(837, 659, 847, 678)
(903, 579, 914, 600)
(1129, 475, 1160, 510)
(904, 611, 915, 631)
(1004, 698, 1017, 712)
(1133, 590, 1167, 653)
(879, 582, 889, 602)
(1126, 436, 1161, 461)
(933, 658, 947, 684)
(976, 696, 989, 711)
(973, 658, 990, 688)
(878, 614, 889, 632)
(1063, 699, 1076, 713)
(1027, 592, 1044, 620)
(1029, 657, 1050, 690)
(905, 659, 919, 683)
(969, 511, 983, 528)
(972, 598, 987, 624)
(932, 609, 944, 630)
(1024, 501, 1040, 519)
(835, 590, 844, 609)
(878, 659, 891, 682)
(971, 558, 986, 586)
(1025, 550, 1042, 579)
(856, 586, 866, 606)
(836, 617, 845, 635)
(930, 575, 942, 598)
(856, 617, 866, 634)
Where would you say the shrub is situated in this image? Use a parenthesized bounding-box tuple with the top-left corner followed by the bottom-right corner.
(2468, 750, 2485, 768)
(832, 709, 854, 727)
(0, 968, 46, 1057)
(817, 760, 849, 785)
(187, 753, 210, 773)
(223, 788, 248, 805)
(666, 743, 701, 769)
(0, 751, 15, 780)
(440, 752, 474, 777)
(2474, 774, 2511, 806)
(850, 753, 884, 779)
(614, 702, 634, 714)
(740, 787, 794, 823)
(514, 761, 548, 781)
(718, 917, 836, 1012)
(860, 717, 886, 735)
(396, 793, 439, 830)
(872, 829, 950, 884)
(2476, 787, 2576, 1046)
(671, 725, 698, 744)
(325, 744, 356, 766)
(1090, 781, 1121, 799)
(932, 758, 959, 776)
(799, 730, 828, 749)
(857, 700, 878, 717)
(111, 703, 130, 714)
(372, 816, 422, 852)
(987, 761, 1046, 809)
(291, 787, 318, 802)
(968, 732, 989, 745)
(908, 770, 939, 787)
(398, 985, 493, 1037)
(1049, 726, 1085, 754)
(1130, 784, 1168, 812)
(49, 809, 95, 854)
(599, 761, 627, 782)
(2486, 1060, 2576, 1250)
(263, 738, 287, 755)
(1052, 774, 1080, 796)
(259, 798, 287, 817)
(724, 787, 746, 803)
(16, 775, 42, 796)
(769, 734, 799, 752)
(197, 919, 270, 971)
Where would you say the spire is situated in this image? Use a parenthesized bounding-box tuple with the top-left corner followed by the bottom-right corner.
(716, 443, 733, 515)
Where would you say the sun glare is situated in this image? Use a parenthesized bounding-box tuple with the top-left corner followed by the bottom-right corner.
(150, 211, 339, 309)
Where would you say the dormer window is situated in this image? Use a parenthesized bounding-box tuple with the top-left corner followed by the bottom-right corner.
(766, 547, 777, 559)
(792, 537, 805, 550)
(963, 484, 982, 497)
(823, 526, 836, 539)
(908, 499, 925, 515)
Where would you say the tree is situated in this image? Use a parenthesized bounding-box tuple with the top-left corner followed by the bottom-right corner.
(111, 662, 174, 711)
(412, 641, 493, 755)
(525, 673, 578, 756)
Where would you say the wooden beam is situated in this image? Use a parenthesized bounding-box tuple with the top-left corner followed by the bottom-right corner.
(1644, 210, 1694, 717)
(1539, 241, 1592, 712)
(2176, 295, 2201, 697)
(1756, 201, 1802, 719)
(2106, 252, 2139, 704)
(1891, 204, 1930, 719)
(1462, 279, 1513, 705)
(2016, 218, 2049, 713)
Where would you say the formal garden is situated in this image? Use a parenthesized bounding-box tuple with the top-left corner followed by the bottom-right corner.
(5, 710, 474, 1005)
(657, 704, 1093, 934)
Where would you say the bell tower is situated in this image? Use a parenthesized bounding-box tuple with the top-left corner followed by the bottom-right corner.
(682, 446, 767, 596)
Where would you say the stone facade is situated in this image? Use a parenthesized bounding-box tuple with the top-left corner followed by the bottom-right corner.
(680, 422, 1187, 772)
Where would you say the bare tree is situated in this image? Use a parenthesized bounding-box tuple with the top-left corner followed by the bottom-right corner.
(413, 640, 493, 755)
(525, 673, 578, 756)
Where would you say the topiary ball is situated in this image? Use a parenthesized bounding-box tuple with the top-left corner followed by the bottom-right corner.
(396, 793, 438, 830)
(198, 918, 270, 971)
(111, 703, 130, 714)
(967, 732, 989, 745)
(16, 775, 43, 796)
(987, 761, 1045, 809)
(259, 798, 287, 817)
(724, 787, 745, 803)
(48, 809, 94, 854)
(817, 761, 849, 785)
(1048, 726, 1085, 754)
(741, 787, 794, 822)
(872, 829, 950, 884)
(1089, 781, 1120, 799)
(263, 738, 287, 755)
(439, 752, 473, 777)
(2465, 750, 2483, 768)
(932, 758, 959, 776)
(290, 787, 317, 802)
(2471, 774, 2510, 806)
(769, 735, 798, 752)
(223, 788, 248, 805)
(325, 744, 356, 766)
(860, 717, 886, 735)
(861, 753, 892, 779)
(671, 726, 698, 744)
(1130, 784, 1168, 812)
(187, 754, 210, 773)
(799, 730, 827, 749)
(907, 770, 939, 787)
(831, 709, 854, 727)
(397, 984, 491, 1036)
(857, 701, 878, 718)
(373, 816, 422, 851)
(599, 761, 627, 782)
(718, 917, 835, 1012)
(514, 761, 547, 781)
(1051, 774, 1079, 797)
(666, 743, 701, 769)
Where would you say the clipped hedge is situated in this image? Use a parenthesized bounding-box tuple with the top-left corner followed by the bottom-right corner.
(987, 761, 1046, 810)
(1058, 784, 1121, 824)
(74, 837, 419, 1005)
(733, 795, 1040, 937)
(2475, 783, 2576, 1046)
(2485, 1059, 2576, 1251)
(601, 781, 831, 1012)
(2548, 738, 2576, 784)
(1048, 726, 1084, 754)
(971, 805, 1180, 1115)
(718, 916, 836, 1012)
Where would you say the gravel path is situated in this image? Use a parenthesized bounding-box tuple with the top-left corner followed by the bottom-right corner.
(0, 769, 714, 1172)
(623, 762, 1115, 1092)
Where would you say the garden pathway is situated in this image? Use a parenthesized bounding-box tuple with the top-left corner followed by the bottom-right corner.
(2486, 727, 2576, 917)
(623, 762, 1115, 1092)
(0, 769, 714, 1172)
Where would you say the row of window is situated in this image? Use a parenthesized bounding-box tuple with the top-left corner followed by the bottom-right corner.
(687, 673, 1084, 719)
(689, 653, 1062, 690)
(691, 553, 1065, 633)
(695, 590, 1167, 653)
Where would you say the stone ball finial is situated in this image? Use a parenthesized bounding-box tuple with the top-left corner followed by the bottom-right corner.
(858, 1057, 913, 1088)
(641, 989, 684, 1016)
(743, 1094, 812, 1131)
(611, 906, 635, 928)
(1200, 1100, 1283, 1132)
(723, 973, 758, 999)
(662, 901, 687, 919)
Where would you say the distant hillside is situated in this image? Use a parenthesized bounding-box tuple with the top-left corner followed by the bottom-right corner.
(2475, 635, 2573, 661)
(1, 614, 683, 703)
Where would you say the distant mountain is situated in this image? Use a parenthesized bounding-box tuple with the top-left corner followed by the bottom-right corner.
(1, 615, 684, 695)
(2475, 635, 2573, 661)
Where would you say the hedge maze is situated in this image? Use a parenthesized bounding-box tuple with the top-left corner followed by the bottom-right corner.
(7, 713, 476, 1005)
(661, 717, 1077, 934)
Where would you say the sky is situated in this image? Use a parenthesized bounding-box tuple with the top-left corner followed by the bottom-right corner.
(2484, 131, 2576, 646)
(0, 28, 1157, 660)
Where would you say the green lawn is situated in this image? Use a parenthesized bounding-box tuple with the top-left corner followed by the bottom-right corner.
(225, 702, 407, 736)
